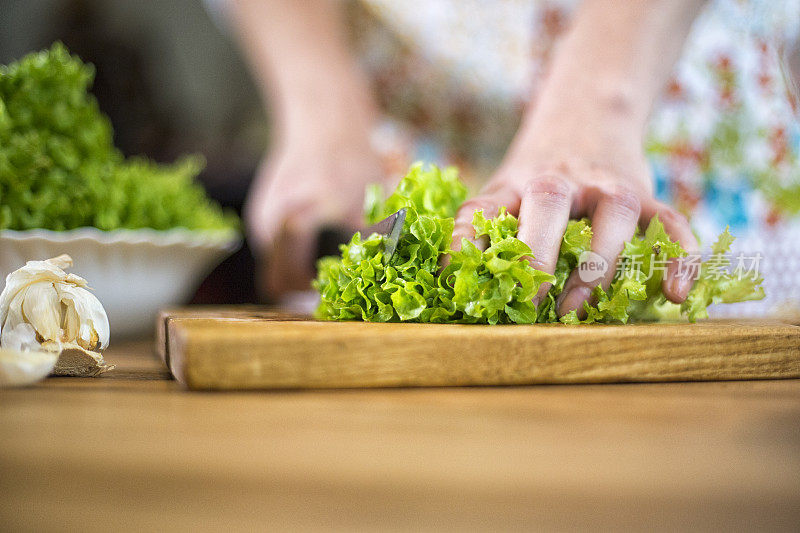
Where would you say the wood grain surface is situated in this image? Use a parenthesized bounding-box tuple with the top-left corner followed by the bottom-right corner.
(158, 308, 800, 390)
(1, 341, 799, 531)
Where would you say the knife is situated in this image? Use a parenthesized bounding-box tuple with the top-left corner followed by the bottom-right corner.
(316, 208, 407, 262)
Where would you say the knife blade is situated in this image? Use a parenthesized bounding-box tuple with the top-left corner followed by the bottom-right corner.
(316, 207, 407, 262)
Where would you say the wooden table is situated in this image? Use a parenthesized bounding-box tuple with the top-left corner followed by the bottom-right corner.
(1, 341, 799, 531)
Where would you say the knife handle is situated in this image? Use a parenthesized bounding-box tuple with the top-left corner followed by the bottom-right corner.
(316, 226, 355, 260)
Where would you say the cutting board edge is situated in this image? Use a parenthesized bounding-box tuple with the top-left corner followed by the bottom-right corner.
(163, 315, 800, 390)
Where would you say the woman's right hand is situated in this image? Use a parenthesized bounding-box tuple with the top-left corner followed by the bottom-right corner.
(230, 0, 384, 300)
(245, 114, 383, 300)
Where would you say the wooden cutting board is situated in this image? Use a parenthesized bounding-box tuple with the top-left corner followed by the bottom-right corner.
(156, 306, 800, 390)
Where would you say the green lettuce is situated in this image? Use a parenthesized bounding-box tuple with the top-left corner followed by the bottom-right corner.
(315, 163, 764, 324)
(0, 43, 238, 232)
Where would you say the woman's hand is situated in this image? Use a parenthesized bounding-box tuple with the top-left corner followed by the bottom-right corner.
(451, 129, 698, 318)
(245, 120, 382, 299)
(230, 0, 384, 299)
(452, 0, 705, 318)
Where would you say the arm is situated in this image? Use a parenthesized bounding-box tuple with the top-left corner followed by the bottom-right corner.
(229, 0, 376, 145)
(229, 0, 382, 298)
(453, 0, 706, 317)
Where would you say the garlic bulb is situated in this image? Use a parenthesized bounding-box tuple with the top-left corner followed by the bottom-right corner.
(0, 254, 109, 352)
(0, 255, 112, 384)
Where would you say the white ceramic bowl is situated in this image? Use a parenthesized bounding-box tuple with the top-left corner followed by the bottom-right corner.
(0, 228, 241, 338)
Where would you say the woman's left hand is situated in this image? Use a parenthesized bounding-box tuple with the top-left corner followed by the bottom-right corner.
(451, 101, 698, 319)
(451, 0, 706, 319)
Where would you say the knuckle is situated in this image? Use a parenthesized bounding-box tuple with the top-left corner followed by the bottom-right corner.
(479, 181, 507, 195)
(604, 186, 641, 217)
(527, 256, 550, 272)
(452, 219, 474, 232)
(454, 210, 478, 228)
(524, 175, 571, 199)
(460, 196, 499, 216)
(658, 206, 689, 227)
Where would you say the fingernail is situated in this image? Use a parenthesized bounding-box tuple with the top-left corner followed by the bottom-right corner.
(557, 286, 592, 317)
(666, 260, 695, 300)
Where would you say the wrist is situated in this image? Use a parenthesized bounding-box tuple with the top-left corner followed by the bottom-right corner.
(512, 80, 647, 167)
(534, 72, 648, 133)
(276, 72, 378, 146)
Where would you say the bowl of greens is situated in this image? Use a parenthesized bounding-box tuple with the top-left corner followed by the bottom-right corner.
(0, 44, 241, 337)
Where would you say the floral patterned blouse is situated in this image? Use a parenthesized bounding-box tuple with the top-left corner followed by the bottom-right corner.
(350, 0, 800, 316)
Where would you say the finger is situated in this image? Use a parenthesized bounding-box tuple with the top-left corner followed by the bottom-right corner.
(557, 186, 641, 318)
(245, 187, 315, 255)
(640, 200, 699, 303)
(450, 189, 521, 253)
(516, 176, 572, 306)
(261, 223, 318, 302)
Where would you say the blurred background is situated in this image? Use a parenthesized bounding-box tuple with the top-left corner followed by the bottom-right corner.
(1, 0, 266, 303)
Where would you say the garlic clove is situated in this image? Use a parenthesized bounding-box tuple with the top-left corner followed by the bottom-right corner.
(0, 255, 83, 325)
(52, 343, 114, 377)
(54, 282, 109, 350)
(0, 347, 58, 387)
(21, 282, 62, 343)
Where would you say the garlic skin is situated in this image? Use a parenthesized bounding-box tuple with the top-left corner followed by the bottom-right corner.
(0, 347, 58, 387)
(0, 255, 109, 353)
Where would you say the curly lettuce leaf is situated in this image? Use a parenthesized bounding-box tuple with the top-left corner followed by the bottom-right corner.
(680, 227, 765, 321)
(315, 164, 464, 322)
(315, 163, 765, 324)
(365, 162, 468, 224)
(447, 208, 556, 324)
